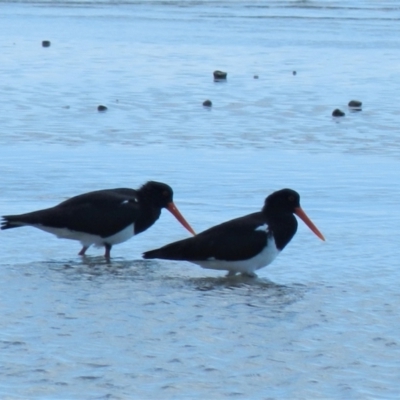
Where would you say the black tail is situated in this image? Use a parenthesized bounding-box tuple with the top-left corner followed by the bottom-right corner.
(142, 238, 194, 261)
(142, 249, 163, 259)
(1, 215, 25, 230)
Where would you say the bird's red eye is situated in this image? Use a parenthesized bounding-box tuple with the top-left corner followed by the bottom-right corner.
(288, 195, 295, 202)
(163, 191, 169, 197)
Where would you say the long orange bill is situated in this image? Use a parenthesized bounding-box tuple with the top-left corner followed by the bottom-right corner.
(167, 202, 196, 236)
(294, 207, 325, 241)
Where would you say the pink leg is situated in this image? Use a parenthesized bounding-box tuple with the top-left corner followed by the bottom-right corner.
(104, 243, 112, 259)
(78, 246, 89, 256)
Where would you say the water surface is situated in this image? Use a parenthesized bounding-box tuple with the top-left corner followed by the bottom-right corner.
(0, 1, 399, 399)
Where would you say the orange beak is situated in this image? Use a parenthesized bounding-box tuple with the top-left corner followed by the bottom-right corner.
(167, 202, 196, 236)
(294, 207, 325, 241)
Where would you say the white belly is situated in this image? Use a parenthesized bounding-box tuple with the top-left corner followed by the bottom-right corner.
(34, 224, 135, 247)
(193, 236, 280, 275)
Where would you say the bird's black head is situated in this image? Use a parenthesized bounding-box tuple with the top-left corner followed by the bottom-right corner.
(140, 181, 174, 208)
(138, 181, 196, 236)
(263, 188, 325, 242)
(263, 188, 301, 213)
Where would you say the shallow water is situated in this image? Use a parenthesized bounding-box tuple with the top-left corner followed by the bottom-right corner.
(1, 1, 400, 399)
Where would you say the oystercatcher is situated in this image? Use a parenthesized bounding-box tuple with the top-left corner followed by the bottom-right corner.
(143, 188, 324, 277)
(1, 181, 195, 259)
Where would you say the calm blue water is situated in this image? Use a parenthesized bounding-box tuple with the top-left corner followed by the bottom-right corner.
(1, 1, 400, 399)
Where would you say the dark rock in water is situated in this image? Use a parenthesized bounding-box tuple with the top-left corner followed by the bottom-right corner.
(348, 100, 362, 109)
(97, 105, 108, 112)
(332, 108, 345, 117)
(253, 75, 259, 79)
(213, 70, 227, 80)
(42, 40, 51, 47)
(293, 70, 297, 75)
(203, 100, 212, 107)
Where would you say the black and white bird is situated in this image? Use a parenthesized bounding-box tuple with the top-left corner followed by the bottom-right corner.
(1, 181, 195, 259)
(143, 188, 324, 277)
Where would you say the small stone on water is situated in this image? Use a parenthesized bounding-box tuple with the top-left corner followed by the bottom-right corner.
(332, 108, 345, 117)
(213, 70, 227, 80)
(348, 100, 362, 108)
(97, 105, 108, 112)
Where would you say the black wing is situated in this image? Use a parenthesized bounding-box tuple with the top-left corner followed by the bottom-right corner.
(2, 188, 141, 237)
(57, 188, 138, 208)
(144, 212, 269, 262)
